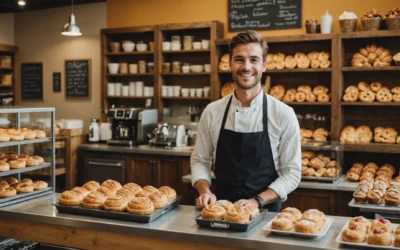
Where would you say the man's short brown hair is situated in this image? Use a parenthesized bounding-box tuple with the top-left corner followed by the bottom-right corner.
(229, 30, 268, 62)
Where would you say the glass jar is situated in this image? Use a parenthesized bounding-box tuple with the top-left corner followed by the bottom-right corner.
(171, 35, 181, 43)
(163, 62, 171, 73)
(183, 36, 194, 50)
(147, 62, 154, 73)
(172, 61, 181, 73)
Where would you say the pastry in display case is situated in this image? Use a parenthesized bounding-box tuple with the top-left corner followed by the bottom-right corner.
(343, 82, 400, 103)
(265, 51, 331, 70)
(351, 44, 393, 67)
(300, 141, 343, 182)
(270, 84, 331, 103)
(340, 125, 399, 144)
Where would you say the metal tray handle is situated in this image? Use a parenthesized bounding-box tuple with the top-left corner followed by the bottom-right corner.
(88, 161, 122, 167)
(210, 222, 230, 228)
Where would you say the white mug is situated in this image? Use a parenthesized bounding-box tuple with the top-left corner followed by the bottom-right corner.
(122, 86, 129, 96)
(204, 64, 211, 72)
(161, 85, 168, 97)
(136, 81, 143, 96)
(162, 41, 171, 51)
(189, 88, 196, 97)
(107, 83, 115, 96)
(144, 86, 150, 97)
(203, 86, 210, 97)
(129, 82, 136, 96)
(167, 86, 174, 97)
(196, 88, 203, 97)
(173, 86, 181, 97)
(149, 87, 154, 96)
(181, 88, 189, 97)
(115, 83, 122, 96)
(201, 39, 210, 49)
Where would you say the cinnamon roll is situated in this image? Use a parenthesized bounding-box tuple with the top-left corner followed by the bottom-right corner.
(32, 181, 48, 190)
(127, 197, 154, 215)
(148, 190, 168, 209)
(224, 205, 251, 224)
(96, 186, 116, 197)
(82, 191, 106, 209)
(158, 186, 177, 201)
(82, 181, 100, 192)
(201, 204, 226, 220)
(215, 200, 234, 211)
(59, 190, 83, 206)
(103, 195, 128, 212)
(101, 179, 122, 192)
(143, 185, 158, 195)
(123, 183, 142, 194)
(116, 187, 136, 200)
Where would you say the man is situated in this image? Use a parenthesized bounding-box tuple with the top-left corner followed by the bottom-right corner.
(190, 30, 301, 212)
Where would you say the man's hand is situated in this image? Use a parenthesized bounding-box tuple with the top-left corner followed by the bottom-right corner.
(234, 198, 259, 208)
(196, 192, 217, 209)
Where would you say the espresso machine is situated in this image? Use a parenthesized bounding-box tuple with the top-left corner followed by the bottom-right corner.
(107, 107, 157, 146)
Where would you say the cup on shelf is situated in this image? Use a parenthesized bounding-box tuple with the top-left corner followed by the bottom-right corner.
(162, 41, 171, 51)
(196, 88, 203, 97)
(147, 62, 154, 73)
(129, 82, 136, 96)
(119, 63, 128, 74)
(203, 86, 210, 97)
(182, 65, 190, 73)
(129, 64, 138, 74)
(122, 42, 135, 52)
(183, 36, 194, 50)
(190, 65, 204, 72)
(107, 83, 115, 96)
(138, 60, 146, 74)
(109, 42, 120, 53)
(163, 62, 171, 73)
(122, 86, 129, 96)
(149, 87, 154, 96)
(161, 85, 168, 97)
(171, 41, 181, 51)
(181, 88, 189, 97)
(201, 39, 210, 49)
(189, 88, 196, 97)
(171, 35, 181, 43)
(167, 86, 174, 97)
(136, 81, 144, 96)
(136, 43, 148, 51)
(144, 86, 151, 97)
(204, 64, 211, 72)
(172, 61, 181, 73)
(192, 42, 201, 49)
(115, 83, 122, 96)
(148, 41, 154, 51)
(173, 86, 181, 97)
(107, 63, 119, 74)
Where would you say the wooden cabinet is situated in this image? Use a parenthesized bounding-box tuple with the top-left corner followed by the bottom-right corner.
(126, 155, 157, 187)
(0, 43, 18, 106)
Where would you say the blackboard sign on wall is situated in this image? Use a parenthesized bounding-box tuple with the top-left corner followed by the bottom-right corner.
(53, 72, 61, 92)
(65, 59, 91, 97)
(228, 0, 302, 32)
(21, 63, 43, 100)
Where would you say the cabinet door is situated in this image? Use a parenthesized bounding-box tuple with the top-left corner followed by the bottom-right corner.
(127, 156, 157, 187)
(282, 188, 335, 215)
(156, 157, 182, 190)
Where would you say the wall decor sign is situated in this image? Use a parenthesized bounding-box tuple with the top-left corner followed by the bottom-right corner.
(53, 72, 61, 92)
(21, 62, 43, 100)
(65, 59, 91, 97)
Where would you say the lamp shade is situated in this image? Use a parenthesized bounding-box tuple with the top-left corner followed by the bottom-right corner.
(61, 13, 82, 36)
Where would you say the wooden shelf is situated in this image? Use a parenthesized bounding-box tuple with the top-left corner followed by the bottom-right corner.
(162, 72, 210, 76)
(218, 68, 332, 74)
(0, 85, 13, 88)
(216, 33, 335, 45)
(340, 30, 400, 39)
(342, 66, 400, 72)
(105, 51, 154, 55)
(285, 102, 331, 106)
(106, 73, 153, 76)
(162, 97, 211, 100)
(341, 102, 400, 106)
(0, 67, 12, 70)
(106, 96, 153, 99)
(344, 143, 400, 154)
(162, 49, 210, 53)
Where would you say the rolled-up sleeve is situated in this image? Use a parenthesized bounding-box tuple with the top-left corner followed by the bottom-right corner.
(268, 107, 301, 201)
(191, 106, 213, 187)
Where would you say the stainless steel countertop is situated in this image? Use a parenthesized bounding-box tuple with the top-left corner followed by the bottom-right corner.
(182, 173, 357, 192)
(0, 194, 350, 250)
(78, 143, 193, 157)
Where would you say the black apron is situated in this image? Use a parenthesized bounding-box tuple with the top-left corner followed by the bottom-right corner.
(214, 93, 281, 212)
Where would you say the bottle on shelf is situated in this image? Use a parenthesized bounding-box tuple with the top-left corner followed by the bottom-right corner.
(89, 118, 100, 142)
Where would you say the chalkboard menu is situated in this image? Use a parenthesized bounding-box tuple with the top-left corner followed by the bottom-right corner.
(65, 59, 91, 97)
(53, 72, 61, 92)
(228, 0, 302, 32)
(21, 63, 43, 100)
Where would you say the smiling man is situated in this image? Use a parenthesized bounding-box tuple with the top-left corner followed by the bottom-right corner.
(190, 30, 301, 212)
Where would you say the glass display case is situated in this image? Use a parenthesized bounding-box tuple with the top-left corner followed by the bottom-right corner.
(0, 107, 55, 207)
(301, 140, 343, 183)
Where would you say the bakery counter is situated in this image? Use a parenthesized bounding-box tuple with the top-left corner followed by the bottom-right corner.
(78, 143, 193, 157)
(0, 194, 350, 250)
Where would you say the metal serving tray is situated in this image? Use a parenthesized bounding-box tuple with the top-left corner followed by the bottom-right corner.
(348, 199, 400, 214)
(54, 196, 181, 223)
(195, 209, 267, 232)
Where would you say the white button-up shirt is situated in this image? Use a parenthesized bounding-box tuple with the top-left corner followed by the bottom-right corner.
(190, 90, 301, 201)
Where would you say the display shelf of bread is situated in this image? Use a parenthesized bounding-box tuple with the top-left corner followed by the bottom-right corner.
(346, 162, 395, 183)
(340, 126, 400, 144)
(300, 128, 329, 141)
(266, 52, 331, 70)
(264, 207, 333, 237)
(0, 152, 49, 176)
(269, 84, 330, 103)
(57, 179, 179, 222)
(343, 82, 400, 103)
(301, 150, 342, 180)
(0, 177, 48, 198)
(0, 128, 47, 143)
(351, 44, 393, 67)
(336, 216, 400, 247)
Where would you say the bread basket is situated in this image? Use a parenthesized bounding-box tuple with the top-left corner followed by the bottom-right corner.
(361, 17, 382, 31)
(385, 16, 400, 30)
(339, 19, 357, 32)
(305, 23, 320, 34)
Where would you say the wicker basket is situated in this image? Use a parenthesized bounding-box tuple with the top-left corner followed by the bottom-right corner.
(305, 23, 320, 34)
(339, 19, 357, 32)
(385, 17, 400, 30)
(361, 18, 382, 31)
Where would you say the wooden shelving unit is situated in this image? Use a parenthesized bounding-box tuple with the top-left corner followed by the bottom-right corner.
(0, 44, 18, 106)
(162, 49, 210, 54)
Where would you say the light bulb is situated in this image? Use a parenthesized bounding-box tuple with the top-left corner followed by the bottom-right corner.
(18, 0, 26, 6)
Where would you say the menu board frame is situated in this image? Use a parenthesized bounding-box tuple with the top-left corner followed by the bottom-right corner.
(65, 59, 91, 98)
(53, 72, 61, 92)
(21, 62, 43, 100)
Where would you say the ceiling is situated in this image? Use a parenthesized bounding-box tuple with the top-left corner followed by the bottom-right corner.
(0, 0, 106, 13)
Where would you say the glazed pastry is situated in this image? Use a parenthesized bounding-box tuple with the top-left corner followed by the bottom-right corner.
(272, 217, 294, 231)
(20, 178, 33, 185)
(96, 186, 116, 197)
(71, 187, 90, 197)
(103, 195, 128, 212)
(294, 220, 318, 234)
(384, 188, 400, 206)
(281, 207, 302, 221)
(25, 158, 39, 167)
(59, 190, 83, 206)
(247, 206, 260, 219)
(33, 129, 46, 139)
(342, 225, 367, 243)
(148, 191, 168, 209)
(0, 161, 9, 172)
(224, 205, 251, 224)
(135, 190, 149, 197)
(395, 234, 400, 247)
(8, 159, 26, 169)
(82, 191, 106, 209)
(373, 180, 388, 192)
(101, 179, 122, 192)
(367, 189, 384, 204)
(32, 181, 48, 190)
(127, 197, 154, 215)
(143, 185, 158, 195)
(353, 185, 369, 204)
(216, 200, 234, 211)
(396, 224, 400, 235)
(158, 186, 177, 201)
(276, 212, 297, 223)
(5, 177, 18, 185)
(116, 187, 136, 200)
(123, 183, 142, 194)
(0, 186, 16, 198)
(348, 216, 371, 232)
(31, 155, 44, 164)
(201, 204, 226, 220)
(371, 218, 393, 233)
(367, 227, 392, 246)
(82, 181, 100, 192)
(301, 214, 325, 230)
(303, 209, 326, 222)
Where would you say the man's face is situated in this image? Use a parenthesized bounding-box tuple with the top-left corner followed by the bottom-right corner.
(229, 43, 266, 90)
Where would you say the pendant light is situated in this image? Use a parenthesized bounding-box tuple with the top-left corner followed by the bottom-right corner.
(61, 0, 82, 36)
(18, 0, 26, 6)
